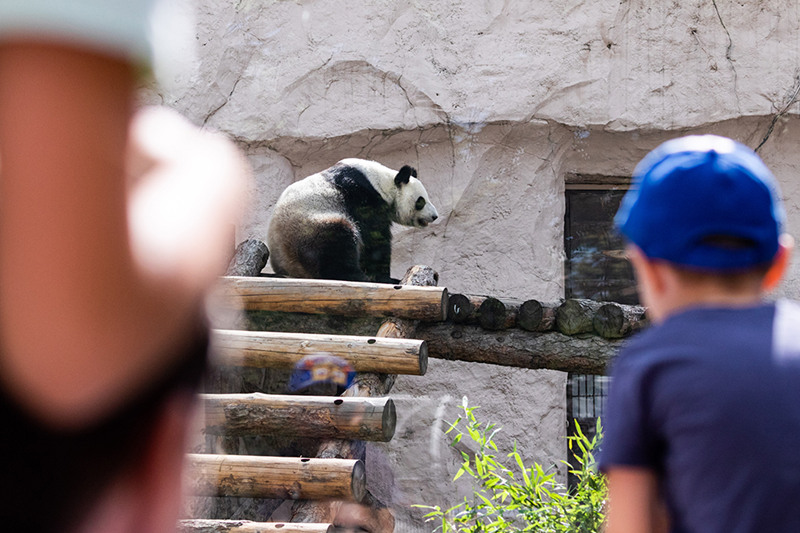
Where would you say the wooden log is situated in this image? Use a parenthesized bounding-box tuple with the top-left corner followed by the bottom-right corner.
(213, 276, 448, 321)
(555, 299, 605, 335)
(227, 239, 270, 277)
(517, 300, 559, 332)
(592, 302, 648, 338)
(211, 330, 427, 376)
(477, 297, 519, 330)
(447, 293, 486, 323)
(187, 454, 366, 502)
(178, 520, 334, 533)
(202, 394, 396, 442)
(415, 322, 623, 375)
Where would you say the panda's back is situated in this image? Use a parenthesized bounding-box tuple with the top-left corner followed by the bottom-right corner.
(274, 172, 344, 216)
(268, 165, 391, 279)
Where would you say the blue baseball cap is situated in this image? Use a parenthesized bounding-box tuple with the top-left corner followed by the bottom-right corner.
(615, 135, 785, 270)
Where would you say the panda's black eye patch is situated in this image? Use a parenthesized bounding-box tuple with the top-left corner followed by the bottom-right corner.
(415, 197, 426, 210)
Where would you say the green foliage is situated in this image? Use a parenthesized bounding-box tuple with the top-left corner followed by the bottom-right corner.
(414, 398, 606, 533)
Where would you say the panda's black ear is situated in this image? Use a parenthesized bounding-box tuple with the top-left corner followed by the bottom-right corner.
(395, 165, 415, 186)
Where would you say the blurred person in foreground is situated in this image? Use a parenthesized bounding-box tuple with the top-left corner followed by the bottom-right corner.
(600, 134, 799, 533)
(0, 1, 249, 531)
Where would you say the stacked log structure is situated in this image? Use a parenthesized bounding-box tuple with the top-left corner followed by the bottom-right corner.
(289, 265, 440, 528)
(187, 252, 445, 532)
(188, 240, 649, 531)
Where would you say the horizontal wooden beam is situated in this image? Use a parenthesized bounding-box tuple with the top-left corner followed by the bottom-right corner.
(211, 329, 427, 375)
(187, 454, 365, 502)
(416, 322, 623, 374)
(213, 276, 448, 321)
(179, 520, 334, 533)
(202, 394, 396, 441)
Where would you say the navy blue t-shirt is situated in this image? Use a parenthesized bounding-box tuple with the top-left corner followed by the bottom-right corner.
(599, 301, 800, 533)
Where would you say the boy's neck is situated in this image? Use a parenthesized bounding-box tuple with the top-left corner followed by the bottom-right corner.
(656, 285, 765, 322)
(649, 265, 767, 323)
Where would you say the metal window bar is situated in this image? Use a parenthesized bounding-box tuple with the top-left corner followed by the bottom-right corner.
(568, 373, 609, 420)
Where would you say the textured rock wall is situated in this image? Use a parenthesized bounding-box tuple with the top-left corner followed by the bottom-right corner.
(157, 0, 800, 529)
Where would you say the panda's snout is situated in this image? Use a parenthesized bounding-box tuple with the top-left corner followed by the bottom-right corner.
(417, 212, 438, 227)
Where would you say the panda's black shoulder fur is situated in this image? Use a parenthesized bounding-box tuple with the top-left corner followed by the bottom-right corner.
(319, 162, 395, 282)
(322, 163, 391, 216)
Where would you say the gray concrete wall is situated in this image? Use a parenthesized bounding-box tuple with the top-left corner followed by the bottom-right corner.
(155, 0, 800, 529)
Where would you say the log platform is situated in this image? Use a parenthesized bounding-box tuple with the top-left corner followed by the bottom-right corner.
(187, 245, 645, 531)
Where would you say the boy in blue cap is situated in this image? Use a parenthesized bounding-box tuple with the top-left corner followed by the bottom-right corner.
(599, 135, 799, 533)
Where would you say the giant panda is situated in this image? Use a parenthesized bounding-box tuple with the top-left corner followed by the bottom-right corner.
(267, 158, 439, 283)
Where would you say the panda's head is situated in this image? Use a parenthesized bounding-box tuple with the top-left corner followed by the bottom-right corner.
(391, 165, 439, 228)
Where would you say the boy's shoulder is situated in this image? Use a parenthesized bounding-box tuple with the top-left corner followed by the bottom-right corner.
(611, 302, 780, 376)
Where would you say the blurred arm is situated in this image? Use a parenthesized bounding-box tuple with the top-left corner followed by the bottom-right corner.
(605, 467, 669, 533)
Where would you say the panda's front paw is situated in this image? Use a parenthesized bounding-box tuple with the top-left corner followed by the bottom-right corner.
(374, 276, 401, 284)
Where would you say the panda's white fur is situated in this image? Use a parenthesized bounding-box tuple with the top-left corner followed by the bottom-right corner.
(267, 158, 438, 283)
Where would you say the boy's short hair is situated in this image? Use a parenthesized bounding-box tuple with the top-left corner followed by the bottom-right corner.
(615, 135, 785, 271)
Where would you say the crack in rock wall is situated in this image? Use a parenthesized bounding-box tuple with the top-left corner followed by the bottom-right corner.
(151, 0, 800, 528)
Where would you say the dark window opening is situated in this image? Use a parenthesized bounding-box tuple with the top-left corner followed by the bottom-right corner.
(564, 187, 638, 305)
(564, 182, 638, 488)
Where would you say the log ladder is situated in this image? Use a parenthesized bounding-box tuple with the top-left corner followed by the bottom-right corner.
(180, 242, 447, 533)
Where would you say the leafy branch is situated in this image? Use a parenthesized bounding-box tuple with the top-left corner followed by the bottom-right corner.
(414, 397, 606, 533)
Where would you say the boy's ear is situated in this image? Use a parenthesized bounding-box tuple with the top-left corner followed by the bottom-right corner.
(762, 234, 794, 291)
(626, 245, 669, 322)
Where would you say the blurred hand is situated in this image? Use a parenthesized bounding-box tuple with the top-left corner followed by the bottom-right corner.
(127, 106, 251, 295)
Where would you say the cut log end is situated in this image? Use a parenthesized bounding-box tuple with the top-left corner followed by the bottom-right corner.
(556, 299, 604, 335)
(418, 340, 429, 376)
(439, 289, 449, 321)
(448, 293, 474, 323)
(478, 297, 518, 330)
(382, 398, 397, 442)
(593, 302, 648, 338)
(400, 264, 439, 286)
(478, 297, 506, 330)
(351, 459, 366, 503)
(518, 300, 543, 331)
